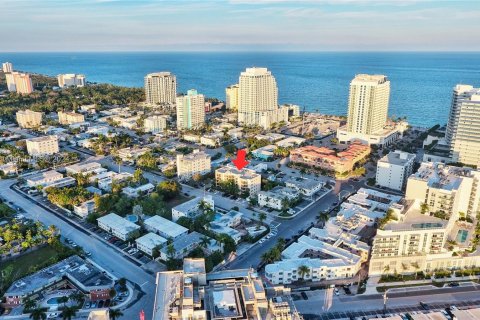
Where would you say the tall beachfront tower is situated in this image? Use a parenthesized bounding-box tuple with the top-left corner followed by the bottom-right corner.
(144, 72, 177, 105)
(238, 67, 278, 126)
(446, 84, 480, 167)
(346, 74, 390, 135)
(176, 89, 205, 130)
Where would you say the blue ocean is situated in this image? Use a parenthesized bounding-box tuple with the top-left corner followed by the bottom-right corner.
(1, 52, 480, 127)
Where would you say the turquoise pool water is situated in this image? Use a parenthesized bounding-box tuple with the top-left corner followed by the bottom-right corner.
(456, 230, 468, 243)
(46, 297, 61, 305)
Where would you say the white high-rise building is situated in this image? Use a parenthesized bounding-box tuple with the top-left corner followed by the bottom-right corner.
(225, 84, 239, 110)
(144, 72, 177, 105)
(238, 67, 287, 129)
(176, 89, 205, 130)
(16, 110, 43, 128)
(176, 150, 211, 181)
(446, 84, 480, 168)
(346, 74, 390, 134)
(57, 74, 86, 87)
(375, 150, 416, 191)
(2, 62, 13, 73)
(26, 135, 59, 156)
(144, 115, 168, 133)
(7, 72, 34, 94)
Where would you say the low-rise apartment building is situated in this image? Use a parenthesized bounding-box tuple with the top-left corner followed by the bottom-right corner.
(97, 213, 140, 241)
(117, 147, 150, 162)
(16, 110, 43, 128)
(144, 115, 168, 133)
(135, 232, 167, 256)
(290, 142, 370, 173)
(215, 165, 261, 196)
(258, 186, 300, 210)
(285, 177, 325, 198)
(26, 135, 59, 156)
(176, 150, 211, 181)
(65, 162, 104, 176)
(144, 215, 189, 240)
(376, 150, 416, 191)
(122, 182, 155, 198)
(171, 195, 214, 222)
(73, 199, 96, 218)
(58, 111, 85, 125)
(25, 170, 64, 188)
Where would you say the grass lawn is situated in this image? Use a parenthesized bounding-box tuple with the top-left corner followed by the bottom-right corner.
(165, 194, 193, 213)
(1, 245, 68, 291)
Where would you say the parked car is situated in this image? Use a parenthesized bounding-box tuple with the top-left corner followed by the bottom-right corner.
(448, 282, 460, 287)
(47, 312, 59, 319)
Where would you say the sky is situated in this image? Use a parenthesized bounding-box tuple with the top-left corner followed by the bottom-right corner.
(1, 0, 480, 52)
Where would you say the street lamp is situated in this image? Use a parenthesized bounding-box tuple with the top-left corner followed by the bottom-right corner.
(383, 290, 388, 315)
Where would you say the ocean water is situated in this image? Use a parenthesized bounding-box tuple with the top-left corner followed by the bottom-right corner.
(1, 52, 480, 127)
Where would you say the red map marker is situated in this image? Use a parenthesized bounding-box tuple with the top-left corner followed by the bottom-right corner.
(232, 149, 249, 170)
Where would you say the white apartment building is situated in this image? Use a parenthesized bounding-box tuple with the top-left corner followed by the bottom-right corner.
(144, 72, 177, 105)
(258, 186, 299, 210)
(25, 170, 64, 187)
(16, 110, 43, 128)
(200, 133, 222, 148)
(97, 172, 133, 192)
(58, 111, 85, 125)
(66, 162, 105, 176)
(144, 115, 168, 133)
(405, 162, 480, 220)
(122, 182, 155, 198)
(225, 84, 239, 110)
(2, 62, 13, 73)
(285, 177, 324, 198)
(6, 72, 33, 94)
(57, 74, 86, 87)
(26, 135, 59, 156)
(172, 195, 215, 222)
(135, 232, 167, 256)
(176, 89, 205, 130)
(215, 165, 262, 196)
(73, 199, 96, 218)
(144, 215, 189, 240)
(445, 84, 480, 167)
(176, 150, 211, 181)
(237, 67, 288, 129)
(117, 146, 150, 162)
(265, 228, 368, 285)
(376, 150, 416, 191)
(97, 213, 140, 241)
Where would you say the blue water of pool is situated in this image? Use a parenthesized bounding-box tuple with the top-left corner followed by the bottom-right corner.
(456, 230, 468, 243)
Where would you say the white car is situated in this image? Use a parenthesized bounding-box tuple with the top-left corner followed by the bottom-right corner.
(47, 312, 59, 319)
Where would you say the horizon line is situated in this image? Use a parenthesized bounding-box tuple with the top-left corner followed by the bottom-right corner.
(2, 50, 480, 54)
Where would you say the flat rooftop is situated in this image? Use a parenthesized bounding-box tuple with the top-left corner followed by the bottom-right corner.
(144, 215, 188, 238)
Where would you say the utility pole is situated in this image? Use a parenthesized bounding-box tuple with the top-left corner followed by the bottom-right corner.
(383, 290, 388, 315)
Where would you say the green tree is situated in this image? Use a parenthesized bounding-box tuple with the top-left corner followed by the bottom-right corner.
(58, 296, 69, 308)
(109, 308, 124, 320)
(298, 265, 310, 281)
(29, 307, 48, 320)
(157, 181, 181, 201)
(118, 277, 127, 291)
(61, 307, 78, 320)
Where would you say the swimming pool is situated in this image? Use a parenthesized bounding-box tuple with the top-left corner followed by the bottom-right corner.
(456, 230, 468, 243)
(46, 297, 61, 305)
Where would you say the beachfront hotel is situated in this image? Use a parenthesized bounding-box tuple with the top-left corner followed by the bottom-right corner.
(144, 72, 177, 105)
(16, 109, 43, 128)
(337, 74, 407, 146)
(176, 149, 211, 181)
(2, 62, 13, 73)
(176, 89, 205, 130)
(237, 67, 289, 129)
(26, 135, 59, 156)
(445, 84, 480, 168)
(215, 165, 261, 196)
(57, 73, 86, 87)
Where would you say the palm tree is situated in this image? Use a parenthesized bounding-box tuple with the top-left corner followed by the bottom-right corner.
(69, 291, 84, 307)
(166, 243, 176, 259)
(258, 212, 267, 226)
(401, 263, 408, 280)
(58, 296, 69, 308)
(61, 307, 78, 320)
(298, 265, 310, 281)
(383, 265, 390, 278)
(23, 297, 37, 311)
(411, 262, 420, 279)
(29, 307, 48, 320)
(199, 236, 211, 249)
(109, 308, 124, 320)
